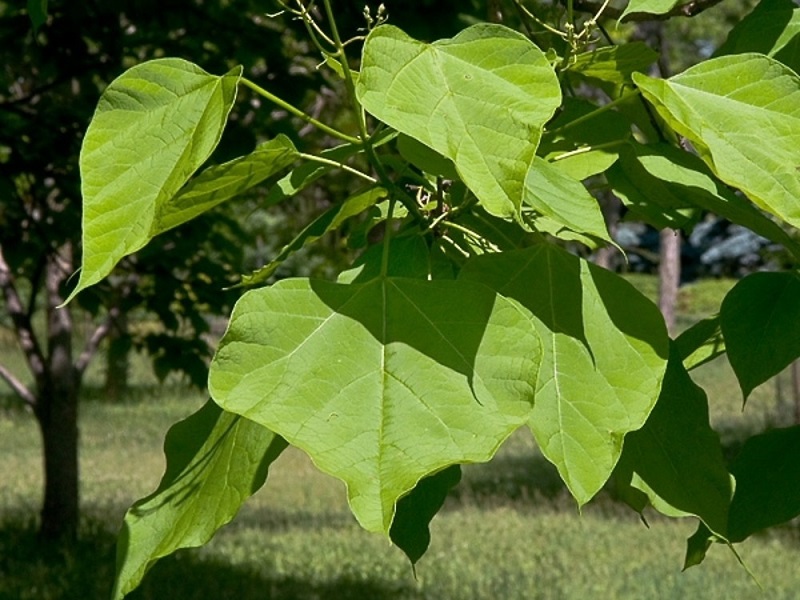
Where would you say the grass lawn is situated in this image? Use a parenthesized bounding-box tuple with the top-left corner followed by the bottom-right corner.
(1, 276, 799, 599)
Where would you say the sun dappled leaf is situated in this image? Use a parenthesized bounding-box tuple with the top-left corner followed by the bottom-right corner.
(634, 55, 800, 231)
(209, 277, 541, 533)
(568, 43, 659, 85)
(459, 244, 669, 504)
(357, 23, 561, 217)
(113, 400, 287, 600)
(608, 143, 800, 257)
(524, 157, 614, 247)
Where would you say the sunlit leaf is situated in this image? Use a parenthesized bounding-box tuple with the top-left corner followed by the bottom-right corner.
(634, 55, 800, 230)
(460, 244, 669, 504)
(524, 157, 614, 247)
(68, 58, 241, 302)
(209, 277, 541, 532)
(720, 271, 800, 400)
(621, 0, 680, 20)
(154, 135, 298, 234)
(357, 24, 561, 217)
(113, 400, 286, 600)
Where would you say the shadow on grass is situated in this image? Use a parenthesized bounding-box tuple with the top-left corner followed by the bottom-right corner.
(0, 516, 414, 600)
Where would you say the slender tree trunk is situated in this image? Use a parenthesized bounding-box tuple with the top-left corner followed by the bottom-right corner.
(635, 21, 681, 334)
(658, 228, 681, 335)
(36, 248, 81, 540)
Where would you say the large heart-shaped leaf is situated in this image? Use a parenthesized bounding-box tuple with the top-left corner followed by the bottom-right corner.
(356, 24, 560, 217)
(460, 244, 669, 504)
(209, 277, 541, 533)
(68, 58, 241, 302)
(113, 400, 286, 600)
(720, 271, 800, 400)
(634, 54, 800, 230)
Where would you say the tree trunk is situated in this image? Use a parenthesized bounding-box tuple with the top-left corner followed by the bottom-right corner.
(105, 310, 131, 400)
(36, 249, 81, 540)
(36, 377, 80, 540)
(658, 228, 681, 335)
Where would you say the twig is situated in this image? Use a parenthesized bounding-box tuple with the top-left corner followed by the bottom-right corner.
(567, 0, 726, 21)
(0, 363, 36, 408)
(0, 245, 47, 381)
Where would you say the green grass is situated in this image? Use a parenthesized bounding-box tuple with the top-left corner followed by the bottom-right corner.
(1, 276, 799, 599)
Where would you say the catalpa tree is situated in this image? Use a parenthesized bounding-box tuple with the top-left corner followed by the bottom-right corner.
(63, 0, 800, 597)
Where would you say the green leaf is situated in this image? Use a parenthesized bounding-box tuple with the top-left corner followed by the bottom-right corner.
(209, 277, 541, 533)
(27, 0, 47, 31)
(459, 244, 669, 504)
(674, 316, 726, 371)
(390, 465, 462, 564)
(357, 24, 561, 217)
(568, 43, 659, 85)
(397, 134, 459, 180)
(113, 400, 286, 600)
(154, 135, 298, 235)
(715, 0, 800, 74)
(720, 272, 800, 400)
(524, 157, 614, 247)
(338, 235, 432, 284)
(264, 134, 395, 207)
(539, 98, 631, 181)
(69, 58, 241, 302)
(240, 186, 388, 287)
(608, 143, 800, 257)
(614, 345, 733, 536)
(634, 55, 800, 230)
(621, 0, 680, 20)
(727, 425, 800, 541)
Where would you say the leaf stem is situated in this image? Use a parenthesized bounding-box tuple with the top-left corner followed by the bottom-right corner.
(240, 77, 361, 145)
(380, 196, 397, 278)
(297, 152, 377, 183)
(551, 139, 627, 161)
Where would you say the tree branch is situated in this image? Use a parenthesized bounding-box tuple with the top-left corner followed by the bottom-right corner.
(0, 244, 47, 381)
(75, 305, 120, 375)
(568, 0, 725, 21)
(0, 363, 36, 409)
